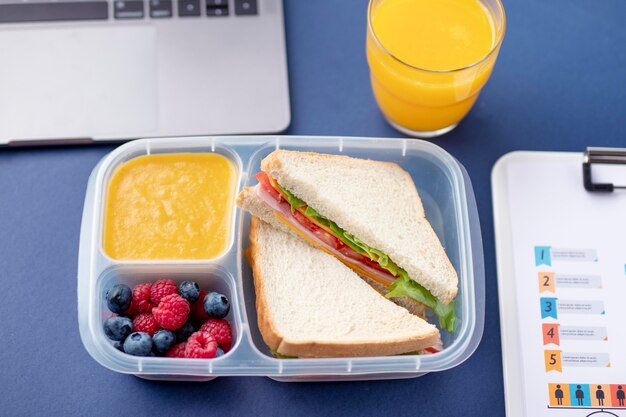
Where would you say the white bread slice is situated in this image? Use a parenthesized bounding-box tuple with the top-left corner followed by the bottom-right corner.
(249, 216, 439, 358)
(261, 150, 458, 304)
(238, 187, 426, 316)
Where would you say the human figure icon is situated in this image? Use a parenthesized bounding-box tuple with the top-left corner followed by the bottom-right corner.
(596, 385, 605, 406)
(575, 385, 585, 406)
(618, 385, 625, 406)
(554, 385, 564, 405)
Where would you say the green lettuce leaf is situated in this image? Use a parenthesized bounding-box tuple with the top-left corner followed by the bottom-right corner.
(386, 274, 456, 332)
(275, 182, 306, 213)
(269, 348, 297, 359)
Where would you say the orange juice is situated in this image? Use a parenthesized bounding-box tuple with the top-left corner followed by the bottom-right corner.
(104, 153, 237, 260)
(366, 0, 505, 136)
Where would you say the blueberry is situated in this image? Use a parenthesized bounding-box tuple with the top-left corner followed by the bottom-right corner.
(178, 281, 200, 304)
(203, 292, 230, 319)
(103, 316, 133, 341)
(113, 341, 125, 352)
(123, 332, 153, 356)
(106, 284, 132, 314)
(216, 347, 225, 357)
(152, 330, 176, 354)
(175, 321, 196, 342)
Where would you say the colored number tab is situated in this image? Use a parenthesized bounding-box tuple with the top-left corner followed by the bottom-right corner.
(542, 323, 560, 346)
(535, 246, 552, 266)
(540, 297, 558, 319)
(545, 350, 562, 372)
(538, 272, 555, 293)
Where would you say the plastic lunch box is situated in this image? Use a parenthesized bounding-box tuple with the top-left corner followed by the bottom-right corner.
(77, 135, 485, 381)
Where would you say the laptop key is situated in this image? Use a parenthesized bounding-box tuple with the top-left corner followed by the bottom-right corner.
(149, 0, 172, 18)
(114, 1, 145, 19)
(206, 6, 229, 16)
(234, 0, 257, 15)
(178, 0, 201, 17)
(0, 2, 108, 23)
(206, 0, 228, 6)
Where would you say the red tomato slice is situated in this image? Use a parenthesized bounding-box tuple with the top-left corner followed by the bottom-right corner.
(338, 246, 395, 276)
(292, 209, 343, 250)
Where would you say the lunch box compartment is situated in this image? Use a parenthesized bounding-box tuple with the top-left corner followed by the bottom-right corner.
(241, 138, 465, 357)
(96, 140, 243, 263)
(78, 136, 484, 381)
(92, 265, 241, 380)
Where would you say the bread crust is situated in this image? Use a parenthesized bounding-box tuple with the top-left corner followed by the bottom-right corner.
(276, 330, 440, 358)
(249, 216, 285, 351)
(248, 216, 440, 358)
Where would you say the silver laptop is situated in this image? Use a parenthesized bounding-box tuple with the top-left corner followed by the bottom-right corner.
(0, 0, 290, 146)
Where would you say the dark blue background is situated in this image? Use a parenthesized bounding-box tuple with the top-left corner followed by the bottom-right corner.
(1, 1, 625, 415)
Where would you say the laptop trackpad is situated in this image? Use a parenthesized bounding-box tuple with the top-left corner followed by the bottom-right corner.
(0, 25, 157, 142)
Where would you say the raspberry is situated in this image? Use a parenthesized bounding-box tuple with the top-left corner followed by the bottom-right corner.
(166, 342, 187, 358)
(152, 294, 190, 330)
(132, 283, 155, 314)
(132, 314, 161, 336)
(200, 319, 233, 352)
(150, 279, 178, 305)
(184, 331, 218, 358)
(189, 290, 209, 322)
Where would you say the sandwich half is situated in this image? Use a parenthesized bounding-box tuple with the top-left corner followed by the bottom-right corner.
(239, 150, 458, 331)
(248, 216, 440, 358)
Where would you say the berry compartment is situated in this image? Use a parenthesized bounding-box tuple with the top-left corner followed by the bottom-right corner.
(90, 265, 241, 381)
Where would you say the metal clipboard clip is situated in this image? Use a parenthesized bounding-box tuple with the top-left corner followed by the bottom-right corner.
(583, 147, 626, 192)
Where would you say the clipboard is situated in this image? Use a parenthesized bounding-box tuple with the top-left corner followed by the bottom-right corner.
(492, 148, 626, 417)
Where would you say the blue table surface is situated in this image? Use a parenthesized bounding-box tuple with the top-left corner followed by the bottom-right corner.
(1, 1, 625, 415)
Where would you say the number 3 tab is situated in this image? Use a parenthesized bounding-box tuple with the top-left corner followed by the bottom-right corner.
(540, 297, 558, 319)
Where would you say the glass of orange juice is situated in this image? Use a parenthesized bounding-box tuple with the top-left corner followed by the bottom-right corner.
(366, 0, 506, 138)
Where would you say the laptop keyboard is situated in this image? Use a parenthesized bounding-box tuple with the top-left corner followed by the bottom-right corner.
(0, 0, 258, 23)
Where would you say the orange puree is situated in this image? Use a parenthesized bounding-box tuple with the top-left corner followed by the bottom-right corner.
(104, 153, 237, 260)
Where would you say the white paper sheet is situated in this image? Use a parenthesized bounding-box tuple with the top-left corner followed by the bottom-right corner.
(493, 151, 626, 417)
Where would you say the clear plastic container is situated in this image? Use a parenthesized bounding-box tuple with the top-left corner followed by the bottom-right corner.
(77, 135, 484, 381)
